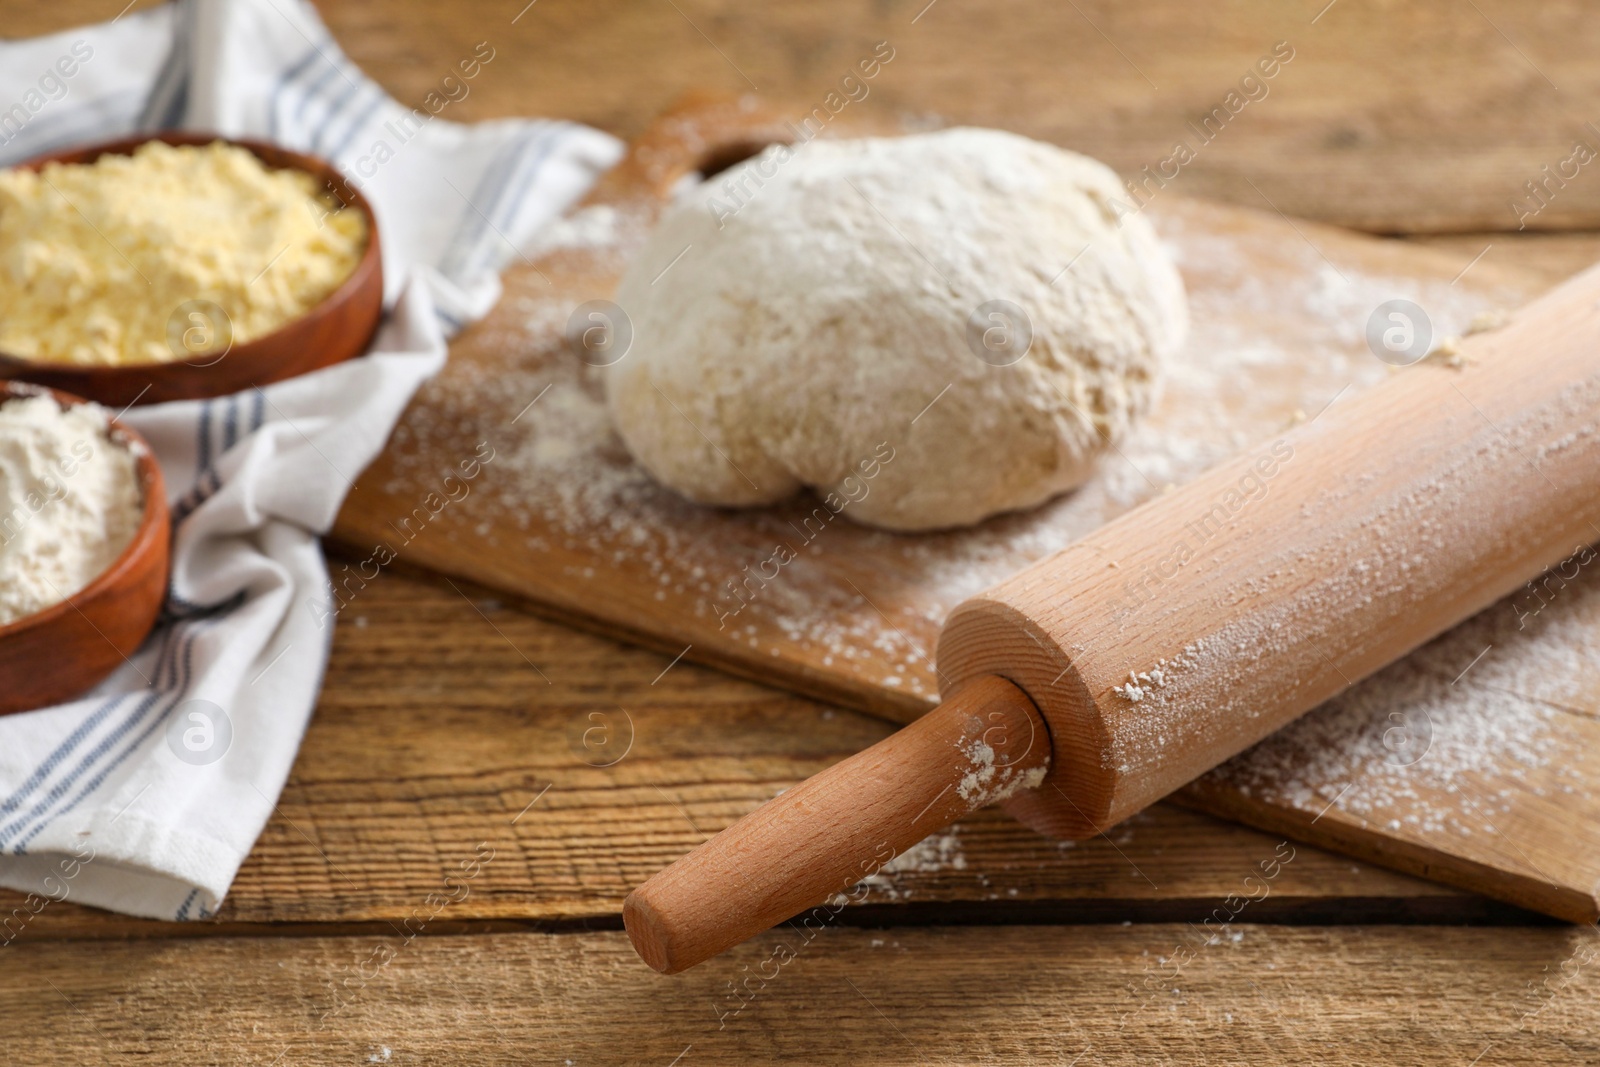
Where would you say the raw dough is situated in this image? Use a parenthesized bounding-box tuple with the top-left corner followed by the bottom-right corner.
(604, 127, 1187, 531)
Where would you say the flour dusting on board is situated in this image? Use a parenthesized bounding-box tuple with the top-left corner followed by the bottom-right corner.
(1207, 558, 1600, 837)
(379, 196, 1522, 714)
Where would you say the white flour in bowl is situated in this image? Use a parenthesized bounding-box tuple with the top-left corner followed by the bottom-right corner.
(0, 394, 142, 625)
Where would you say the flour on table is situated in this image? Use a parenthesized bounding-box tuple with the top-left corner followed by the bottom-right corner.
(848, 829, 968, 902)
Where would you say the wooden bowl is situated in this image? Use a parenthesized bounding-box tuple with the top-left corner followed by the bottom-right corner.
(0, 132, 383, 407)
(0, 382, 170, 715)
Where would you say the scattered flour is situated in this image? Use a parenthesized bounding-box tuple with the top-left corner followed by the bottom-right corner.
(852, 829, 968, 901)
(953, 733, 1048, 804)
(1113, 664, 1171, 703)
(379, 196, 1523, 714)
(1207, 556, 1600, 839)
(525, 203, 622, 257)
(885, 830, 968, 874)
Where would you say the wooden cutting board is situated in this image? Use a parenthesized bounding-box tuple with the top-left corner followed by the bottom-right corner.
(332, 97, 1600, 923)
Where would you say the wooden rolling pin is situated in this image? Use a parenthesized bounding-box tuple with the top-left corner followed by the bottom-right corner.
(625, 263, 1600, 974)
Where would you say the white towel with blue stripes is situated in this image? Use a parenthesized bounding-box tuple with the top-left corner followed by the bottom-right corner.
(0, 0, 621, 921)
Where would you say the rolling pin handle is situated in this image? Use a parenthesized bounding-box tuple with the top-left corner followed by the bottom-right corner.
(624, 675, 1050, 973)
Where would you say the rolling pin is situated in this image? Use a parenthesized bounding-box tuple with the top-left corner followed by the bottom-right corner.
(625, 262, 1600, 974)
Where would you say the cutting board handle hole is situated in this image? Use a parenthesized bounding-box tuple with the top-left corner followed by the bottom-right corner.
(695, 139, 784, 181)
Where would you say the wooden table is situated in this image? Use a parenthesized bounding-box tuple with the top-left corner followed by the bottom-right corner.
(9, 1, 1600, 1062)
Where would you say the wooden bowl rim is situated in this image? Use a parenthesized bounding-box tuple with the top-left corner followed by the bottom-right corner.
(0, 381, 170, 642)
(0, 130, 382, 378)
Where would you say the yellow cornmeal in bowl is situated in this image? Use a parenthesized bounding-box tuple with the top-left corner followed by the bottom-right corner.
(0, 140, 368, 366)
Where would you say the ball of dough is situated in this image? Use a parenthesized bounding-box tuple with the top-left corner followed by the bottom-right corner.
(604, 127, 1187, 531)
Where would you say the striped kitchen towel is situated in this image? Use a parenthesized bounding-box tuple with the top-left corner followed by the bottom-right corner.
(0, 0, 621, 921)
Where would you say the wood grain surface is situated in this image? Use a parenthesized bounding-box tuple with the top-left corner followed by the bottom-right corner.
(7, 2, 1600, 1063)
(8, 925, 1600, 1064)
(16, 0, 1600, 234)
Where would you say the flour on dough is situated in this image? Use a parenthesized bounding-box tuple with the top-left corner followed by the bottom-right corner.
(604, 127, 1188, 531)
